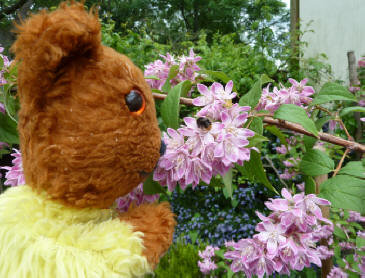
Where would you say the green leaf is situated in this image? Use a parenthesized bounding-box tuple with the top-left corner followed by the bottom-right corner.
(144, 75, 159, 80)
(312, 82, 357, 105)
(239, 74, 273, 108)
(264, 125, 288, 146)
(161, 65, 179, 92)
(246, 134, 268, 148)
(356, 236, 365, 248)
(160, 80, 192, 129)
(248, 117, 263, 135)
(0, 112, 19, 144)
(222, 168, 233, 198)
(143, 174, 165, 195)
(340, 106, 365, 117)
(274, 104, 319, 137)
(303, 135, 317, 151)
(338, 161, 365, 179)
(236, 150, 278, 194)
(319, 175, 365, 213)
(304, 175, 316, 194)
(299, 149, 334, 176)
(334, 225, 347, 240)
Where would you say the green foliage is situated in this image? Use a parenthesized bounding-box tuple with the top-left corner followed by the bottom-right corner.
(274, 104, 319, 137)
(299, 149, 334, 176)
(311, 82, 357, 105)
(160, 80, 192, 130)
(237, 150, 278, 194)
(147, 239, 204, 278)
(319, 175, 365, 213)
(239, 74, 273, 108)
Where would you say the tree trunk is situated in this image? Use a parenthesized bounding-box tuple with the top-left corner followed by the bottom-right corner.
(347, 51, 363, 160)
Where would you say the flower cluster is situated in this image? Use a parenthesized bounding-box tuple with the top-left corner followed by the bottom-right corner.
(1, 148, 25, 186)
(144, 49, 201, 91)
(199, 188, 333, 277)
(197, 245, 219, 274)
(115, 183, 159, 212)
(153, 81, 255, 191)
(0, 46, 11, 86)
(256, 78, 315, 112)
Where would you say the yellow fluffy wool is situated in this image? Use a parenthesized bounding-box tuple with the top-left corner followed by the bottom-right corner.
(0, 185, 151, 278)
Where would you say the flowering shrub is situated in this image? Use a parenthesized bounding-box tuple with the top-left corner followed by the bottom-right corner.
(198, 188, 334, 277)
(144, 49, 202, 92)
(1, 46, 364, 278)
(154, 80, 255, 191)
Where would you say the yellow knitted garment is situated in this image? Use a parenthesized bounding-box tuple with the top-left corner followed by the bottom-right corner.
(0, 185, 151, 278)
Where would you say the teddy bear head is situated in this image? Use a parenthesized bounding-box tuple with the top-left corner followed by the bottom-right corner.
(12, 2, 162, 208)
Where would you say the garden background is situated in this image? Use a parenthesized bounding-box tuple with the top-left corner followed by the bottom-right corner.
(0, 0, 364, 277)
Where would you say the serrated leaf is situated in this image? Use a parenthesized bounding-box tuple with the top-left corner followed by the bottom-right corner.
(236, 150, 278, 194)
(334, 225, 347, 239)
(274, 104, 319, 136)
(299, 149, 334, 176)
(312, 82, 357, 105)
(248, 117, 263, 135)
(160, 80, 192, 129)
(356, 236, 365, 248)
(264, 125, 288, 146)
(143, 174, 165, 195)
(239, 74, 273, 108)
(246, 134, 268, 148)
(161, 65, 179, 92)
(319, 175, 365, 213)
(338, 161, 365, 179)
(340, 106, 365, 117)
(215, 249, 225, 259)
(303, 135, 317, 151)
(0, 112, 19, 144)
(222, 168, 233, 199)
(304, 175, 316, 194)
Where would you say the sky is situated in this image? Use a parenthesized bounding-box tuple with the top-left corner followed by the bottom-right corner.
(282, 0, 290, 8)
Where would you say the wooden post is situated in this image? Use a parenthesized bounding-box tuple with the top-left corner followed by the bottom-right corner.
(314, 145, 332, 277)
(290, 0, 300, 73)
(347, 51, 363, 160)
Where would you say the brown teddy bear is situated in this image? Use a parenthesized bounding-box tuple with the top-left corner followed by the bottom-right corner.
(0, 2, 175, 277)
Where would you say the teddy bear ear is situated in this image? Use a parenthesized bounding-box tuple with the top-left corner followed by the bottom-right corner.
(11, 2, 101, 72)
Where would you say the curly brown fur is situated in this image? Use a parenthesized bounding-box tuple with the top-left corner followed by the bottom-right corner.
(12, 2, 161, 209)
(119, 202, 176, 268)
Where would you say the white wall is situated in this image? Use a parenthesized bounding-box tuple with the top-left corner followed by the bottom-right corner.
(300, 0, 365, 83)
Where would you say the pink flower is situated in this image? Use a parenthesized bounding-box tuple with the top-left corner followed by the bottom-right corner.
(328, 266, 348, 278)
(0, 103, 5, 114)
(115, 183, 159, 212)
(1, 148, 25, 186)
(198, 245, 219, 259)
(194, 81, 237, 120)
(198, 259, 217, 274)
(275, 144, 288, 154)
(144, 49, 201, 91)
(358, 57, 365, 68)
(256, 222, 286, 258)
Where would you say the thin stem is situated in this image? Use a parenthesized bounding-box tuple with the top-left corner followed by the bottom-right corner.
(336, 119, 353, 141)
(264, 155, 289, 188)
(315, 105, 333, 116)
(333, 148, 350, 177)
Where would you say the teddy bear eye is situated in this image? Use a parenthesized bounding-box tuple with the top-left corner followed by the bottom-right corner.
(125, 90, 145, 115)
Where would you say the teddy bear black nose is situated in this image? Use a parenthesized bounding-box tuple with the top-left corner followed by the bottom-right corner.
(159, 140, 166, 156)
